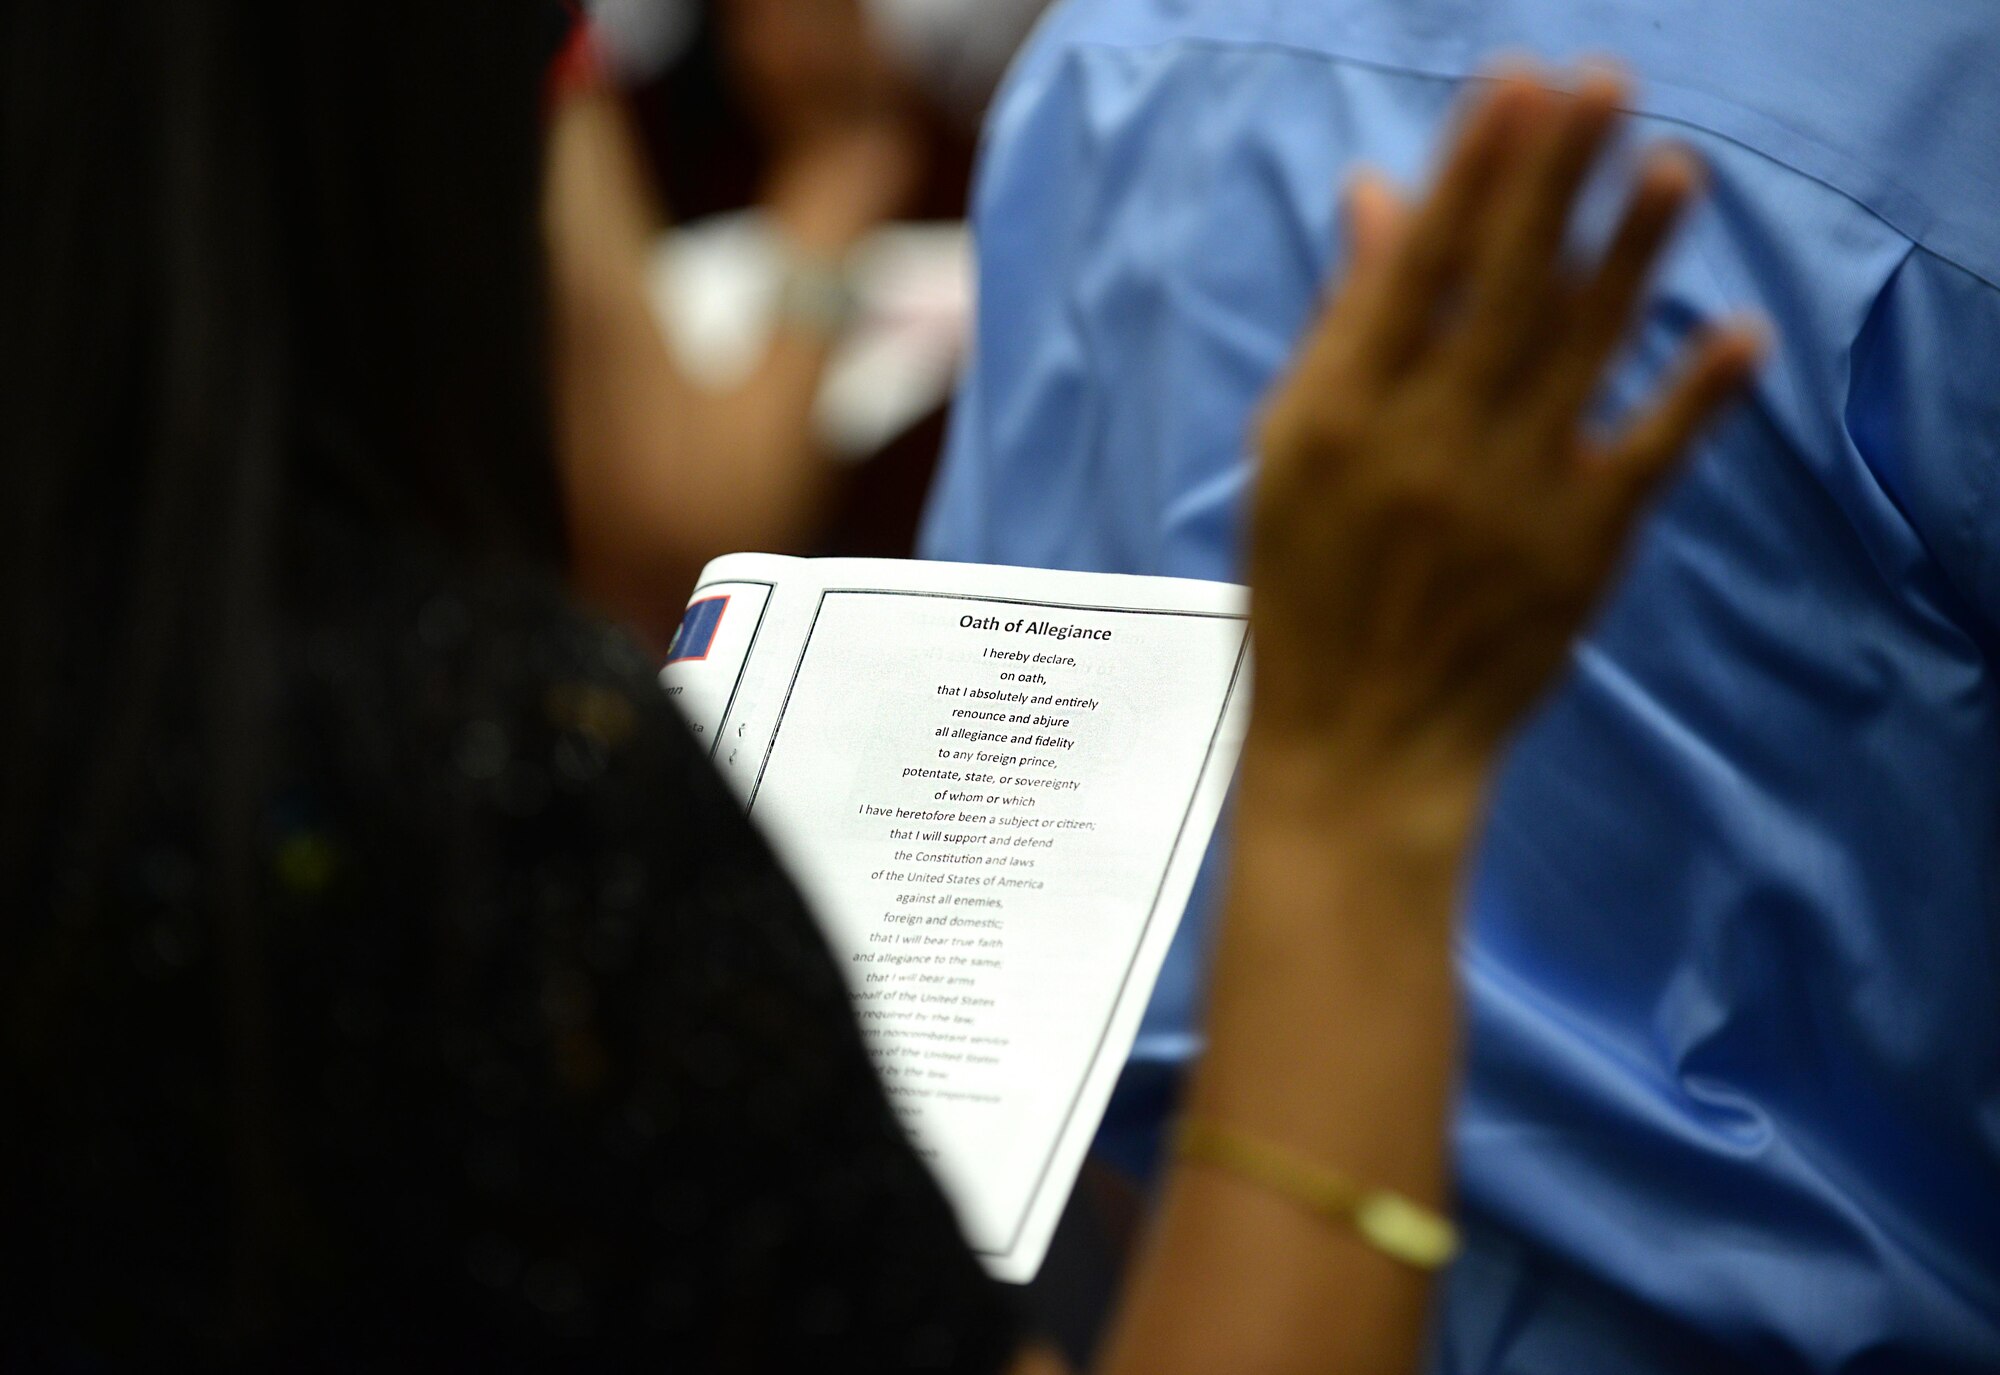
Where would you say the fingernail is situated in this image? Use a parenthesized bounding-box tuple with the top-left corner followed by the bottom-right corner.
(1647, 144, 1707, 195)
(1576, 56, 1633, 97)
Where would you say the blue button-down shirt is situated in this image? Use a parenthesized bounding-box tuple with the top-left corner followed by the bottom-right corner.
(921, 1, 2000, 1369)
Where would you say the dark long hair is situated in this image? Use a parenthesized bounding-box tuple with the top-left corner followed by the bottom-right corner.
(0, 0, 567, 1344)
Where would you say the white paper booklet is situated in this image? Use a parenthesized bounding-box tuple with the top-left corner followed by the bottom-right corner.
(661, 555, 1251, 1283)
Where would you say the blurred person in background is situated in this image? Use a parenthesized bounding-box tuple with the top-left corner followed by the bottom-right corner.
(553, 0, 1053, 647)
(549, 0, 924, 645)
(923, 0, 2000, 1370)
(0, 1, 1754, 1370)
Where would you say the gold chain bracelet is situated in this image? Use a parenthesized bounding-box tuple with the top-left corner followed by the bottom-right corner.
(1175, 1118, 1460, 1271)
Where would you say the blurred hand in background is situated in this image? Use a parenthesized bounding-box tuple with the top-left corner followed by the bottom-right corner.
(720, 0, 922, 248)
(553, 1, 935, 647)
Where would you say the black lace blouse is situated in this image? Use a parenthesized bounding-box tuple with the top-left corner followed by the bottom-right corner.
(3, 530, 1021, 1372)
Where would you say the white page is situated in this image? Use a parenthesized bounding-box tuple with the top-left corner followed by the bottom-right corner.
(663, 556, 1250, 1282)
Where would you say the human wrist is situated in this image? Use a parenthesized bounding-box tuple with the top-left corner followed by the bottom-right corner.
(1233, 724, 1490, 869)
(766, 182, 877, 261)
(763, 122, 918, 258)
(768, 242, 862, 343)
(1201, 725, 1474, 1185)
(1172, 1118, 1460, 1271)
(1198, 814, 1463, 1208)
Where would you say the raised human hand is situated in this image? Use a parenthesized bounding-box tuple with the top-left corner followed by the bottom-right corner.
(723, 0, 923, 251)
(1248, 70, 1764, 816)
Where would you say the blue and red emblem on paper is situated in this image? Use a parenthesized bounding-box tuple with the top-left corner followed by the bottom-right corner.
(667, 595, 729, 664)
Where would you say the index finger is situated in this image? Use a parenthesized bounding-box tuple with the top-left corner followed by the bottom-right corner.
(1333, 73, 1546, 380)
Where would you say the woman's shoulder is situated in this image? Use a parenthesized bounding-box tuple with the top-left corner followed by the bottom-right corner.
(287, 526, 676, 764)
(255, 530, 1017, 1368)
(288, 521, 653, 708)
(275, 524, 757, 900)
(271, 520, 860, 1073)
